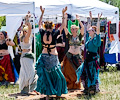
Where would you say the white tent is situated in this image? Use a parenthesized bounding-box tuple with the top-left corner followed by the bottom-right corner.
(0, 1, 35, 39)
(0, 1, 35, 58)
(35, 0, 119, 17)
(0, 0, 119, 56)
(0, 2, 35, 15)
(35, 0, 119, 54)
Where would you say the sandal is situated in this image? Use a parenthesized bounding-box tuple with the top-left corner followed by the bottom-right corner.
(29, 90, 40, 95)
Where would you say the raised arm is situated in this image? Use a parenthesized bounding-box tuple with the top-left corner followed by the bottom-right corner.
(39, 6, 45, 29)
(64, 13, 69, 35)
(76, 15, 84, 35)
(97, 13, 102, 35)
(24, 14, 32, 43)
(58, 6, 67, 34)
(87, 11, 92, 31)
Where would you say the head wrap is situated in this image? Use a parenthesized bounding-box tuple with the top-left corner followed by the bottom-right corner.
(1, 31, 7, 38)
(68, 19, 80, 35)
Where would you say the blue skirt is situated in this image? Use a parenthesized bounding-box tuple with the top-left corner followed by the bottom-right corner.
(76, 60, 100, 88)
(35, 54, 68, 96)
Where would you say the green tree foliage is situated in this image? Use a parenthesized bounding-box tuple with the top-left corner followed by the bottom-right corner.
(0, 16, 6, 29)
(100, 0, 120, 16)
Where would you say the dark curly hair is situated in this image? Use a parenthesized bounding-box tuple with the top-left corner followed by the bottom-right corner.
(44, 21, 53, 29)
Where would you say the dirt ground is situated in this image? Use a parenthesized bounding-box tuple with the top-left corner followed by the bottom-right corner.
(7, 89, 83, 100)
(6, 89, 109, 100)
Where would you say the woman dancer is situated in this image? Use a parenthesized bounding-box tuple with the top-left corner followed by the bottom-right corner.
(19, 14, 38, 94)
(62, 14, 84, 89)
(56, 29, 66, 63)
(35, 6, 68, 99)
(0, 31, 16, 87)
(76, 11, 102, 94)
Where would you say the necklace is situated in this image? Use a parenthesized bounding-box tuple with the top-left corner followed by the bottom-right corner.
(72, 36, 77, 41)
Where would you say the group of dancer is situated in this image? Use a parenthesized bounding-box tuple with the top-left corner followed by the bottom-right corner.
(0, 5, 102, 99)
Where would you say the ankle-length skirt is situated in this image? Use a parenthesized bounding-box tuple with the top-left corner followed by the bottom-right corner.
(61, 52, 82, 89)
(35, 53, 68, 96)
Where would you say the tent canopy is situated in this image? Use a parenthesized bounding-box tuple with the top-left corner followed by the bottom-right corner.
(70, 0, 119, 17)
(35, 0, 119, 18)
(0, 2, 35, 15)
(35, 0, 119, 54)
(0, 0, 119, 17)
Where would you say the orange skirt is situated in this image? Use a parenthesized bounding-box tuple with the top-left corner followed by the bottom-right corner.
(61, 52, 82, 89)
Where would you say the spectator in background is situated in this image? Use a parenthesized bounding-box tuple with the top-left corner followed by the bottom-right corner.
(56, 29, 66, 63)
(0, 31, 17, 87)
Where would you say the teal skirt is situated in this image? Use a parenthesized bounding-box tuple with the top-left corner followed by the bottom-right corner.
(76, 60, 100, 88)
(35, 54, 68, 96)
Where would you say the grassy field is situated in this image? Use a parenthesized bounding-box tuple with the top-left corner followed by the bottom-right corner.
(0, 69, 120, 100)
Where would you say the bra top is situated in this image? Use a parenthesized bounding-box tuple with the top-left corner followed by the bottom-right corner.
(20, 41, 32, 50)
(0, 42, 8, 50)
(67, 33, 83, 46)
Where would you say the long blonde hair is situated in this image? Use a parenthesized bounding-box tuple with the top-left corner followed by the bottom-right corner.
(71, 25, 79, 35)
(20, 25, 28, 42)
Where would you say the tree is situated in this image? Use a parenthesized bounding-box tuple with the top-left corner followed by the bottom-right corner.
(100, 0, 120, 16)
(0, 16, 6, 29)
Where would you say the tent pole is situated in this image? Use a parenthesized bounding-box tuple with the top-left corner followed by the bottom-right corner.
(33, 14, 36, 62)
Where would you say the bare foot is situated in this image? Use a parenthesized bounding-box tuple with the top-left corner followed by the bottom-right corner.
(46, 95, 49, 100)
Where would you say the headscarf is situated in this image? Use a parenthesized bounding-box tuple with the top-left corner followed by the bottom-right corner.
(1, 31, 7, 38)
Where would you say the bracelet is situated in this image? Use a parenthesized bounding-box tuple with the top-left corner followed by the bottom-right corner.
(6, 38, 11, 41)
(62, 17, 65, 19)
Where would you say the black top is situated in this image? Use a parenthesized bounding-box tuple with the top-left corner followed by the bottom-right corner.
(39, 29, 60, 55)
(57, 29, 66, 43)
(39, 29, 60, 45)
(0, 42, 8, 50)
(57, 35, 63, 43)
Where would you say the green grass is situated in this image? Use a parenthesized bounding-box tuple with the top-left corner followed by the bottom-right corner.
(0, 84, 20, 100)
(0, 70, 120, 100)
(75, 71, 120, 100)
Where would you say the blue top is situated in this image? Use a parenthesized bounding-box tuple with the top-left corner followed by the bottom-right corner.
(85, 32, 101, 53)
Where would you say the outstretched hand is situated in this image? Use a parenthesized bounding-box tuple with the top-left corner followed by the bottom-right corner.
(89, 11, 92, 19)
(25, 13, 31, 26)
(62, 6, 67, 14)
(98, 13, 102, 20)
(76, 15, 80, 20)
(40, 6, 45, 14)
